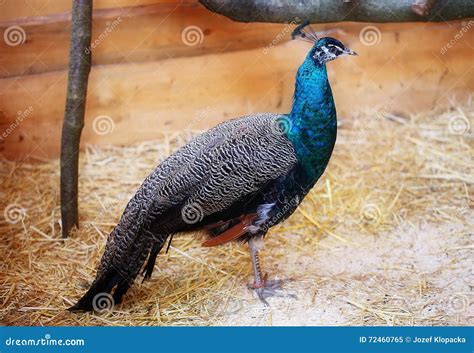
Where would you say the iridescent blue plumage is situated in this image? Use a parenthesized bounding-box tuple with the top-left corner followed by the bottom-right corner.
(285, 41, 337, 181)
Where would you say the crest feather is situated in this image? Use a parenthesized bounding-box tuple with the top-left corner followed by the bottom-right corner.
(291, 20, 319, 43)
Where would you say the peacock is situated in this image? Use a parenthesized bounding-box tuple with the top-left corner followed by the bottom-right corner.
(70, 22, 357, 311)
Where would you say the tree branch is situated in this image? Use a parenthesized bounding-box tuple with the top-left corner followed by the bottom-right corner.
(60, 0, 92, 238)
(199, 0, 474, 23)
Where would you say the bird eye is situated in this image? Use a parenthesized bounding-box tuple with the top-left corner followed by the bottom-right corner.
(326, 44, 341, 54)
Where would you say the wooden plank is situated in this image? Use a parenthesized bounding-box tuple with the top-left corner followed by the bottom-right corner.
(0, 0, 171, 21)
(0, 2, 293, 77)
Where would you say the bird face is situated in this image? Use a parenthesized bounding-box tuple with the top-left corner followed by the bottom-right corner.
(312, 37, 357, 65)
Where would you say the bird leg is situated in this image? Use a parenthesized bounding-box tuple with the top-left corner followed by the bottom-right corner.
(248, 236, 294, 305)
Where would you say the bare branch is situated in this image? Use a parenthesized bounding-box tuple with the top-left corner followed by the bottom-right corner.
(60, 0, 92, 238)
(199, 0, 474, 23)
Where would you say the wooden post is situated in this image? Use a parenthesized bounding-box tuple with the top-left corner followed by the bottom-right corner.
(60, 0, 93, 238)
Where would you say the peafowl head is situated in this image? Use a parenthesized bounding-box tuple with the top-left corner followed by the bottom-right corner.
(312, 37, 357, 65)
(292, 21, 357, 66)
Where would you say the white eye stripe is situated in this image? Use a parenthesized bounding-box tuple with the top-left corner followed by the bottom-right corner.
(326, 44, 343, 51)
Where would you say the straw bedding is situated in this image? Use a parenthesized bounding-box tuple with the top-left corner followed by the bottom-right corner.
(1, 100, 472, 326)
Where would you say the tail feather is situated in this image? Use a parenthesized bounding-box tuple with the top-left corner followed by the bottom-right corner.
(69, 166, 184, 312)
(69, 231, 169, 312)
(68, 268, 122, 312)
(142, 241, 164, 281)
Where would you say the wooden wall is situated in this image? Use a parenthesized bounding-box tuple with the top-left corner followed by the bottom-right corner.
(1, 1, 473, 160)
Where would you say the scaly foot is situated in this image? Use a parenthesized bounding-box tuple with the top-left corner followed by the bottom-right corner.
(248, 274, 296, 306)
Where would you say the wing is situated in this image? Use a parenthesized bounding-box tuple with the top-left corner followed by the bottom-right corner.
(108, 113, 297, 246)
(169, 114, 297, 221)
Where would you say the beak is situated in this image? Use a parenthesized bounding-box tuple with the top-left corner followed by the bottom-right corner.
(344, 48, 358, 56)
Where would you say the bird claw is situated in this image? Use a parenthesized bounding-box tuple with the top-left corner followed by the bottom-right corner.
(248, 275, 297, 306)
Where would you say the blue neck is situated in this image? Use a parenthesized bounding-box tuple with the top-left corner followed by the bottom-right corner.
(285, 52, 337, 180)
